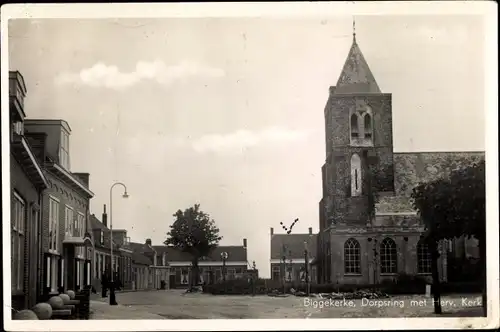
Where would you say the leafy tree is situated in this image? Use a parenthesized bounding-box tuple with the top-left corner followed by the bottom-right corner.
(164, 204, 222, 288)
(411, 160, 486, 315)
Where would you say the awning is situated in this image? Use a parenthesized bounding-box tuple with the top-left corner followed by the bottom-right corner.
(63, 234, 93, 247)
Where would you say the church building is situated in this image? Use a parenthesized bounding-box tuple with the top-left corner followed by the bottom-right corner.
(315, 27, 484, 285)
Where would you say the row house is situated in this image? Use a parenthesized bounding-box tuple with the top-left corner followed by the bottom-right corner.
(24, 117, 95, 296)
(129, 240, 169, 290)
(152, 239, 249, 288)
(129, 241, 158, 290)
(270, 227, 317, 283)
(9, 71, 49, 311)
(8, 71, 95, 311)
(90, 205, 133, 291)
(131, 251, 153, 291)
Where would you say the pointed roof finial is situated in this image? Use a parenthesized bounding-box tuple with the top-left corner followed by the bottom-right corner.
(353, 17, 356, 43)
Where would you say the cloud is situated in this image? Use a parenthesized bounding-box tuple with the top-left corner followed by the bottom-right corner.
(191, 126, 310, 154)
(55, 60, 225, 89)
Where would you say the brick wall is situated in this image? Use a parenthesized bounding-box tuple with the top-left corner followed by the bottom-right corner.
(41, 171, 91, 292)
(10, 157, 42, 310)
(393, 152, 485, 196)
(328, 230, 424, 285)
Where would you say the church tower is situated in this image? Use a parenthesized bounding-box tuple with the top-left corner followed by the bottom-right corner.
(320, 23, 395, 230)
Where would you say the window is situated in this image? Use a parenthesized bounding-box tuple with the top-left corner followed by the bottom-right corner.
(350, 153, 362, 197)
(344, 238, 361, 274)
(12, 192, 25, 291)
(48, 255, 58, 292)
(363, 113, 373, 139)
(76, 212, 85, 257)
(65, 205, 74, 237)
(13, 121, 24, 135)
(380, 238, 398, 274)
(214, 269, 222, 282)
(227, 268, 235, 280)
(417, 240, 432, 274)
(162, 253, 166, 266)
(49, 196, 60, 253)
(60, 130, 70, 170)
(100, 230, 104, 245)
(350, 113, 359, 138)
(272, 266, 281, 281)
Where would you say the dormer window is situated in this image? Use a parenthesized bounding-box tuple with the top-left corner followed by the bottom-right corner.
(60, 130, 70, 170)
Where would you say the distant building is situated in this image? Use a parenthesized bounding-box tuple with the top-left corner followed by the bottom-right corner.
(130, 239, 170, 290)
(315, 29, 484, 284)
(9, 71, 49, 311)
(154, 239, 249, 288)
(270, 227, 317, 283)
(90, 205, 134, 291)
(130, 250, 153, 291)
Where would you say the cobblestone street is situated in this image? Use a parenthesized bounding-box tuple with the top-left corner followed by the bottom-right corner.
(90, 290, 483, 319)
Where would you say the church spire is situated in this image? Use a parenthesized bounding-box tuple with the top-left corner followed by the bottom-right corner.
(353, 17, 356, 43)
(332, 20, 381, 94)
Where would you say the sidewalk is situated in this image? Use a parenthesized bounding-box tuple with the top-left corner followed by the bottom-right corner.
(90, 300, 166, 320)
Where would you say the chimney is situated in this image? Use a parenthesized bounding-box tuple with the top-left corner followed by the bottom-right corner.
(243, 238, 247, 249)
(270, 227, 274, 236)
(145, 238, 152, 246)
(102, 204, 107, 227)
(308, 227, 313, 235)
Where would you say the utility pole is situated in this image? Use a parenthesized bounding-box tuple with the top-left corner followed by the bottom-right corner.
(304, 241, 310, 296)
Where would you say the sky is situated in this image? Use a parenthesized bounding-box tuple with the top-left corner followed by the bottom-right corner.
(8, 15, 485, 277)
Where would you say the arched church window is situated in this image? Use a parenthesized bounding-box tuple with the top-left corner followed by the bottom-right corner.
(350, 113, 359, 139)
(417, 240, 432, 274)
(344, 238, 361, 274)
(380, 238, 397, 274)
(350, 153, 362, 196)
(363, 113, 373, 139)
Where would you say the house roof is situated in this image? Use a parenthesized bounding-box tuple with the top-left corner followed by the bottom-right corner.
(130, 242, 156, 254)
(334, 35, 381, 95)
(132, 252, 152, 266)
(270, 233, 317, 260)
(90, 214, 108, 230)
(151, 245, 248, 262)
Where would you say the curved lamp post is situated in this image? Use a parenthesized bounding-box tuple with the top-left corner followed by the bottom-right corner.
(109, 182, 129, 306)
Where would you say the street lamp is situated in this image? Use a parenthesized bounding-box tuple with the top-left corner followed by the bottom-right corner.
(220, 252, 228, 294)
(220, 252, 228, 282)
(109, 182, 129, 306)
(304, 241, 310, 296)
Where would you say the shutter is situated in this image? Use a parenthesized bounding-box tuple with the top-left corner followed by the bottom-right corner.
(76, 260, 80, 290)
(83, 259, 88, 286)
(59, 258, 65, 292)
(44, 254, 51, 294)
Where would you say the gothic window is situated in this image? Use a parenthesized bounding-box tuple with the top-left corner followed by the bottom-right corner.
(417, 240, 432, 274)
(363, 113, 373, 139)
(344, 238, 361, 274)
(350, 153, 362, 196)
(380, 238, 397, 274)
(350, 113, 359, 139)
